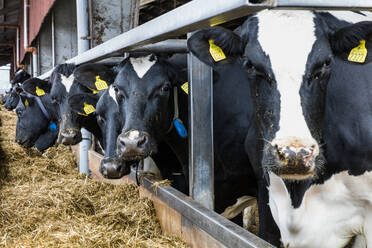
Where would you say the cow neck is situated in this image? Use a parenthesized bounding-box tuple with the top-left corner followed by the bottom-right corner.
(34, 96, 51, 121)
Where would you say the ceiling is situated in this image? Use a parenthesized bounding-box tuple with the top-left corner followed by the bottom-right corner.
(0, 0, 20, 67)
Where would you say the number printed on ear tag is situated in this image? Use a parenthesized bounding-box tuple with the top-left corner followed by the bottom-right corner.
(95, 76, 109, 91)
(35, 86, 45, 96)
(209, 40, 226, 62)
(83, 102, 95, 115)
(348, 40, 367, 63)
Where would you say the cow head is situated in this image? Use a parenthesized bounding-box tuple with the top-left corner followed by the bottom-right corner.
(4, 84, 22, 110)
(68, 88, 130, 179)
(15, 92, 58, 152)
(113, 54, 185, 161)
(188, 10, 372, 180)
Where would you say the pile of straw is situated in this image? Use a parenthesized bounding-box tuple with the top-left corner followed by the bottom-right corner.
(0, 106, 186, 248)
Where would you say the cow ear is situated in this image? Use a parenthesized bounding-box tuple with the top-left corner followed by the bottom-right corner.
(187, 26, 244, 68)
(330, 21, 372, 64)
(22, 78, 51, 96)
(19, 93, 34, 107)
(68, 93, 98, 116)
(73, 63, 116, 93)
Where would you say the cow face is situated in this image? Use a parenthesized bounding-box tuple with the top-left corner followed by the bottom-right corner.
(4, 84, 22, 110)
(114, 54, 181, 161)
(15, 94, 50, 149)
(48, 64, 83, 145)
(68, 89, 130, 179)
(188, 10, 372, 180)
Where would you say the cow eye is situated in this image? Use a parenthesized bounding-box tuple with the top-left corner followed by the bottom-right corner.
(324, 59, 331, 67)
(161, 84, 170, 93)
(97, 115, 105, 124)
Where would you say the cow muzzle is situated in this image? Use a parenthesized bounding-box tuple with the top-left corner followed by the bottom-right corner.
(59, 129, 82, 145)
(266, 136, 319, 180)
(99, 158, 130, 179)
(117, 130, 149, 161)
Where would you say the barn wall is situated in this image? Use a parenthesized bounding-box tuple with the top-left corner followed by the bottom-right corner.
(20, 0, 56, 64)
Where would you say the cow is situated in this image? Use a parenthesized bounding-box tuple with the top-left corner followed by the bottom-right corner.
(187, 10, 372, 247)
(15, 78, 59, 152)
(68, 67, 186, 191)
(23, 63, 111, 147)
(99, 53, 259, 232)
(4, 84, 22, 110)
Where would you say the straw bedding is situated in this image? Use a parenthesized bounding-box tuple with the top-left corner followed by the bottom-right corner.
(0, 106, 186, 248)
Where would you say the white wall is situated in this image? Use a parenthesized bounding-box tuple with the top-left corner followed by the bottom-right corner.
(0, 65, 10, 94)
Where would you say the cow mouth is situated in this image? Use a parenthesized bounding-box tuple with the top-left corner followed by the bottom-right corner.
(119, 152, 149, 162)
(16, 139, 34, 148)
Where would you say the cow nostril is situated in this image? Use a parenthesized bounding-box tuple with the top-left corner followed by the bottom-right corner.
(137, 135, 147, 147)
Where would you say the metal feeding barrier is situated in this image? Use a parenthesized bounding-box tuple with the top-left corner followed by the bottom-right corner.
(37, 0, 372, 247)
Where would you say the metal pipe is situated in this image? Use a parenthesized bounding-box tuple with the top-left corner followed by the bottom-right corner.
(24, 0, 28, 48)
(51, 11, 55, 67)
(76, 0, 91, 175)
(32, 50, 38, 76)
(16, 27, 19, 68)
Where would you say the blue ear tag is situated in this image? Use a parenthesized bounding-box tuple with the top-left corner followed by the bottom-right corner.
(174, 118, 188, 138)
(49, 122, 57, 131)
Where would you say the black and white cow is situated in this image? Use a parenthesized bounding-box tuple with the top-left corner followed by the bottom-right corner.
(25, 64, 108, 147)
(107, 53, 261, 232)
(3, 69, 31, 109)
(68, 61, 187, 191)
(16, 78, 59, 152)
(188, 10, 372, 247)
(4, 83, 22, 110)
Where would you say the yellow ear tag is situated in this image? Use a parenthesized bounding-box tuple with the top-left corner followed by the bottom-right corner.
(83, 102, 95, 115)
(89, 87, 100, 94)
(24, 99, 29, 107)
(181, 82, 189, 95)
(78, 112, 88, 116)
(209, 40, 226, 62)
(95, 76, 109, 91)
(348, 40, 367, 63)
(35, 86, 45, 96)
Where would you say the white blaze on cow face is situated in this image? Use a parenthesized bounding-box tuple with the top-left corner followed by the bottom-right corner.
(60, 73, 75, 93)
(257, 10, 317, 147)
(108, 85, 118, 105)
(129, 55, 156, 79)
(127, 130, 140, 140)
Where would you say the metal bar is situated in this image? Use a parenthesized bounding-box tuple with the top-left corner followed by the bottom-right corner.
(51, 11, 55, 68)
(66, 0, 269, 64)
(77, 0, 91, 175)
(38, 0, 269, 79)
(128, 169, 274, 248)
(32, 52, 38, 77)
(188, 34, 214, 210)
(275, 0, 372, 9)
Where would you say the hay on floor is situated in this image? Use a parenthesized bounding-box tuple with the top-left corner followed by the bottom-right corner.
(0, 106, 186, 248)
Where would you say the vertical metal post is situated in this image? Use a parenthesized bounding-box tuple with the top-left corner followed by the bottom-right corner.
(188, 33, 214, 210)
(51, 11, 55, 67)
(32, 50, 38, 77)
(76, 0, 91, 175)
